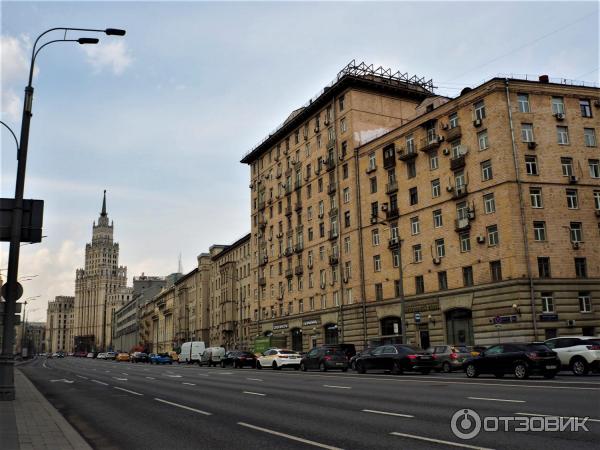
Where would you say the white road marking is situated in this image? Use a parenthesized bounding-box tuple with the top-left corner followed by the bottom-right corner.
(323, 385, 351, 389)
(50, 379, 74, 383)
(243, 391, 266, 396)
(91, 379, 108, 386)
(105, 370, 110, 373)
(122, 372, 129, 375)
(76, 375, 89, 380)
(182, 382, 196, 386)
(246, 378, 263, 381)
(114, 387, 143, 396)
(42, 361, 49, 369)
(166, 374, 182, 378)
(218, 372, 233, 375)
(113, 377, 128, 381)
(390, 432, 494, 450)
(362, 409, 414, 418)
(238, 422, 342, 450)
(515, 412, 600, 423)
(145, 376, 155, 380)
(154, 398, 211, 415)
(468, 397, 525, 403)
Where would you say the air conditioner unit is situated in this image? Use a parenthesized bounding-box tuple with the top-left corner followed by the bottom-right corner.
(441, 123, 449, 130)
(433, 257, 441, 265)
(324, 118, 330, 126)
(566, 319, 576, 327)
(381, 203, 389, 211)
(554, 113, 565, 121)
(249, 182, 254, 189)
(370, 217, 378, 224)
(321, 157, 328, 165)
(568, 175, 578, 184)
(314, 126, 320, 133)
(572, 241, 580, 250)
(443, 148, 450, 156)
(467, 209, 475, 220)
(473, 119, 482, 127)
(476, 235, 486, 244)
(320, 283, 326, 290)
(527, 141, 537, 150)
(446, 185, 454, 192)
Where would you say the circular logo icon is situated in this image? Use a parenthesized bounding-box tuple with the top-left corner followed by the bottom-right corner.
(451, 408, 482, 440)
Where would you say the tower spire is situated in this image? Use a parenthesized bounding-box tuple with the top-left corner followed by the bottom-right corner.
(101, 190, 107, 217)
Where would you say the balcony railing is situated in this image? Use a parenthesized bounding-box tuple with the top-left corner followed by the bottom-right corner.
(285, 268, 293, 279)
(385, 181, 398, 194)
(285, 206, 293, 216)
(257, 200, 266, 210)
(388, 237, 400, 249)
(398, 147, 418, 161)
(294, 266, 304, 276)
(329, 255, 339, 266)
(327, 184, 336, 195)
(420, 134, 443, 152)
(455, 218, 471, 231)
(446, 125, 462, 141)
(451, 185, 468, 200)
(294, 202, 303, 212)
(450, 154, 466, 171)
(385, 208, 400, 220)
(329, 230, 339, 240)
(258, 277, 266, 286)
(325, 157, 336, 172)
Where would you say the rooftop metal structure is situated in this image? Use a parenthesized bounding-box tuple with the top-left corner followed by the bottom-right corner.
(496, 73, 598, 88)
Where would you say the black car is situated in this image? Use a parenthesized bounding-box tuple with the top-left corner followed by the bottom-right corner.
(300, 347, 349, 372)
(130, 352, 149, 363)
(322, 343, 357, 360)
(220, 351, 257, 368)
(354, 344, 434, 374)
(463, 343, 560, 379)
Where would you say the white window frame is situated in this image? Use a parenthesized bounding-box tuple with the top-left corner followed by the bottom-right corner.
(589, 159, 600, 178)
(584, 128, 597, 147)
(487, 225, 499, 246)
(579, 294, 592, 313)
(373, 255, 382, 272)
(566, 189, 579, 209)
(433, 209, 443, 228)
(413, 244, 422, 263)
(372, 229, 380, 246)
(533, 221, 547, 241)
(551, 97, 565, 115)
(478, 130, 489, 150)
(481, 160, 493, 181)
(431, 179, 441, 198)
(410, 216, 420, 235)
(517, 94, 530, 113)
(435, 239, 445, 258)
(541, 293, 554, 313)
(557, 126, 569, 145)
(459, 232, 471, 253)
(429, 151, 439, 170)
(483, 193, 496, 214)
(521, 123, 534, 142)
(530, 187, 543, 208)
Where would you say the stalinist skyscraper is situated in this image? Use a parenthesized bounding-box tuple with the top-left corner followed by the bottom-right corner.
(73, 191, 131, 352)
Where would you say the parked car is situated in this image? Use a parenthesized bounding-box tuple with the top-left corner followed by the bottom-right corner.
(350, 348, 375, 370)
(470, 346, 487, 357)
(179, 341, 206, 364)
(464, 343, 560, 379)
(199, 347, 226, 367)
(116, 352, 130, 362)
(74, 351, 87, 357)
(86, 352, 95, 358)
(544, 336, 600, 375)
(130, 352, 149, 363)
(322, 343, 357, 361)
(354, 345, 435, 374)
(149, 353, 173, 364)
(301, 347, 349, 372)
(168, 351, 179, 363)
(96, 352, 106, 360)
(256, 349, 301, 370)
(221, 351, 257, 368)
(427, 345, 472, 373)
(105, 352, 117, 360)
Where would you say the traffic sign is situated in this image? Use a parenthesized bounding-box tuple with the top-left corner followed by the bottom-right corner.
(0, 302, 22, 313)
(414, 312, 421, 323)
(494, 315, 502, 324)
(0, 282, 23, 300)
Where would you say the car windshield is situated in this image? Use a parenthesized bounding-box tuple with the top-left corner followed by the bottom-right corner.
(325, 349, 345, 356)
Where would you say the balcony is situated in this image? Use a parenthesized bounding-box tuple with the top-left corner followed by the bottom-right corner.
(451, 185, 468, 200)
(329, 230, 339, 240)
(445, 125, 462, 141)
(295, 265, 304, 276)
(365, 165, 377, 174)
(285, 268, 293, 279)
(258, 277, 266, 286)
(385, 181, 398, 195)
(329, 255, 339, 266)
(327, 184, 336, 195)
(283, 247, 293, 257)
(294, 181, 302, 191)
(450, 154, 466, 171)
(388, 237, 400, 249)
(420, 135, 443, 152)
(325, 157, 336, 172)
(455, 218, 471, 231)
(327, 138, 336, 149)
(329, 207, 338, 218)
(259, 255, 268, 266)
(295, 243, 304, 253)
(385, 208, 400, 220)
(294, 201, 303, 212)
(258, 218, 267, 229)
(383, 155, 396, 169)
(398, 147, 418, 161)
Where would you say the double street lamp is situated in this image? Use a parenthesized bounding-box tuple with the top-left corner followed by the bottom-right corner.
(0, 26, 126, 401)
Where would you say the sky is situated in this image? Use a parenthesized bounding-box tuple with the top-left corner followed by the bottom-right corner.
(1, 1, 598, 321)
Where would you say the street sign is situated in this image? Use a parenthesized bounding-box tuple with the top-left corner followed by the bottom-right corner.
(0, 198, 44, 243)
(0, 282, 23, 301)
(0, 302, 22, 313)
(494, 315, 502, 324)
(414, 312, 421, 323)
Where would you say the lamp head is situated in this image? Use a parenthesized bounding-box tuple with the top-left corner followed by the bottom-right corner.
(78, 38, 99, 45)
(105, 28, 126, 36)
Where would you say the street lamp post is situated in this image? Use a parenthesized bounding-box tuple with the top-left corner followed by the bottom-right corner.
(0, 26, 125, 401)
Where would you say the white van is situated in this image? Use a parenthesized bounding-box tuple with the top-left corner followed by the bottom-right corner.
(179, 341, 206, 364)
(199, 347, 226, 366)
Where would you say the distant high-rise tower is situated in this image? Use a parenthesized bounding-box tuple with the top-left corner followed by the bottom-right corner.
(73, 191, 131, 352)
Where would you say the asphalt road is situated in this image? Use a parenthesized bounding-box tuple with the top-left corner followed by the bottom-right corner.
(20, 357, 600, 450)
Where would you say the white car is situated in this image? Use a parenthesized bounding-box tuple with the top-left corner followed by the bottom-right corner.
(97, 352, 106, 360)
(544, 336, 600, 375)
(256, 349, 301, 370)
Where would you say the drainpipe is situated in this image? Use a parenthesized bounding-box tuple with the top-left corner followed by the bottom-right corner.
(353, 147, 368, 349)
(504, 79, 538, 339)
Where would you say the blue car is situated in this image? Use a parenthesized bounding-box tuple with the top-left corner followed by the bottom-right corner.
(149, 353, 172, 364)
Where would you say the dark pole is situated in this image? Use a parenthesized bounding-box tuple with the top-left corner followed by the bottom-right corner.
(0, 26, 125, 401)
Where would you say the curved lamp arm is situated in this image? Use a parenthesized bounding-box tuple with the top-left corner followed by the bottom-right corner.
(0, 120, 20, 152)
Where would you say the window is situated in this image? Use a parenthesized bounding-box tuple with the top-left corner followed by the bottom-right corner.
(538, 257, 551, 278)
(551, 97, 565, 115)
(521, 123, 534, 142)
(575, 258, 587, 278)
(463, 266, 474, 287)
(449, 112, 459, 128)
(340, 118, 348, 133)
(372, 229, 380, 246)
(429, 151, 439, 170)
(561, 157, 573, 177)
(533, 221, 547, 241)
(490, 260, 502, 281)
(525, 155, 538, 175)
(541, 292, 554, 313)
(344, 211, 351, 228)
(580, 99, 592, 118)
(566, 189, 579, 209)
(392, 249, 400, 268)
(589, 159, 600, 178)
(530, 187, 543, 208)
(584, 128, 597, 147)
(487, 225, 499, 246)
(481, 160, 493, 181)
(433, 209, 443, 228)
(477, 130, 489, 150)
(373, 255, 381, 272)
(579, 292, 592, 312)
(410, 216, 420, 235)
(407, 161, 417, 178)
(459, 232, 471, 252)
(409, 187, 418, 205)
(368, 152, 376, 170)
(557, 126, 569, 145)
(405, 134, 416, 153)
(344, 236, 351, 253)
(570, 222, 582, 242)
(375, 283, 383, 301)
(483, 193, 496, 214)
(474, 100, 486, 120)
(344, 261, 352, 280)
(517, 94, 530, 113)
(435, 238, 445, 258)
(438, 271, 448, 290)
(342, 163, 349, 179)
(413, 244, 422, 263)
(339, 95, 345, 111)
(594, 190, 600, 210)
(343, 187, 350, 203)
(415, 276, 424, 294)
(431, 179, 441, 198)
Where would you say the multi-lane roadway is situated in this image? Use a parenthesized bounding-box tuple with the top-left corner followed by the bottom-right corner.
(20, 357, 600, 449)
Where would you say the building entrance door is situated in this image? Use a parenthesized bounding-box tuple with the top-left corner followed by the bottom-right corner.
(291, 328, 303, 352)
(445, 308, 473, 345)
(419, 329, 430, 349)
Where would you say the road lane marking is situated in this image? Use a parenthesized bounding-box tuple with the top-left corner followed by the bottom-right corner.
(154, 398, 211, 415)
(323, 385, 351, 389)
(42, 361, 49, 369)
(237, 422, 342, 450)
(182, 382, 196, 386)
(122, 372, 129, 375)
(114, 387, 143, 396)
(218, 372, 233, 375)
(362, 409, 414, 418)
(390, 432, 494, 450)
(113, 377, 128, 381)
(166, 374, 182, 378)
(246, 378, 263, 381)
(76, 375, 89, 380)
(91, 379, 108, 386)
(515, 412, 600, 423)
(468, 397, 525, 403)
(50, 379, 74, 383)
(243, 391, 266, 396)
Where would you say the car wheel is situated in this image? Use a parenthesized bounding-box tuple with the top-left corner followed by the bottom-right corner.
(465, 363, 478, 378)
(221, 361, 226, 368)
(300, 363, 307, 372)
(319, 362, 327, 372)
(272, 362, 280, 370)
(350, 361, 355, 371)
(543, 371, 557, 379)
(391, 360, 403, 375)
(571, 358, 589, 376)
(442, 362, 451, 373)
(514, 362, 529, 380)
(356, 361, 366, 374)
(493, 372, 505, 378)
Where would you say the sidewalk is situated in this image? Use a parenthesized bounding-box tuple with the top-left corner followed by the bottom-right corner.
(0, 368, 91, 450)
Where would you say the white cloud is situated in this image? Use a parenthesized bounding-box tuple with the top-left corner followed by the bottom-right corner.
(1, 34, 35, 84)
(1, 88, 21, 122)
(82, 41, 132, 75)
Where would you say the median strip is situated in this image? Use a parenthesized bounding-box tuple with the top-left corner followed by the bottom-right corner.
(362, 409, 414, 418)
(243, 391, 266, 396)
(154, 398, 211, 415)
(238, 422, 342, 450)
(114, 387, 143, 396)
(390, 432, 494, 450)
(468, 397, 525, 403)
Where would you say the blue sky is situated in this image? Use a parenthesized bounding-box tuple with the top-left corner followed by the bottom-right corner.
(1, 1, 598, 321)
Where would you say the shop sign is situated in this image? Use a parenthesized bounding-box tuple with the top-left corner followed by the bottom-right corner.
(405, 302, 438, 313)
(491, 315, 518, 324)
(539, 314, 559, 322)
(273, 322, 289, 330)
(303, 318, 321, 327)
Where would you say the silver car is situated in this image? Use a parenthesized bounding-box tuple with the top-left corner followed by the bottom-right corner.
(427, 345, 471, 373)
